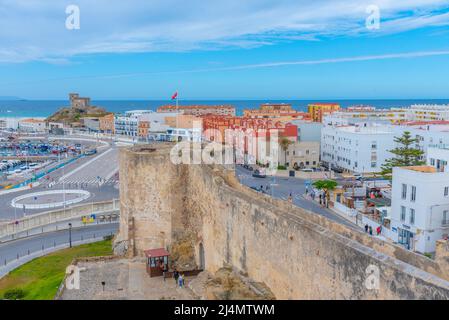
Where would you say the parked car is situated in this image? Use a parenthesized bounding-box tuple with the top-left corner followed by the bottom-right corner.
(252, 169, 266, 178)
(332, 166, 344, 173)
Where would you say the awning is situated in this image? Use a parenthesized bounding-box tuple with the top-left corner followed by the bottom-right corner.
(144, 248, 170, 258)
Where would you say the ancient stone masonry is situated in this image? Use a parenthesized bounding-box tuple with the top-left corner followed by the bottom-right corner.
(115, 143, 449, 299)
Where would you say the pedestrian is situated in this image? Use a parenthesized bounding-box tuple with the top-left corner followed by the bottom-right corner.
(173, 268, 179, 285)
(305, 186, 308, 195)
(369, 226, 373, 235)
(376, 226, 381, 235)
(178, 274, 183, 288)
(364, 224, 369, 233)
(319, 194, 322, 205)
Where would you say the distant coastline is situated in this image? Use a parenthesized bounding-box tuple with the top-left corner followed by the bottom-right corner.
(1, 99, 449, 118)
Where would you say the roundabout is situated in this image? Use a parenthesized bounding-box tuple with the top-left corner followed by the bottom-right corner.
(11, 190, 91, 210)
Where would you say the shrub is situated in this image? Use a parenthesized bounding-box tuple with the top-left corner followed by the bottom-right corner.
(277, 165, 287, 170)
(103, 235, 114, 241)
(3, 288, 26, 300)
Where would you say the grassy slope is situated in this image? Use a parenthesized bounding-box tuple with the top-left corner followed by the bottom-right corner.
(0, 240, 112, 300)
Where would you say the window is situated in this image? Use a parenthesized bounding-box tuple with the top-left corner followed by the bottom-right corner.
(400, 206, 406, 222)
(306, 150, 309, 155)
(371, 162, 376, 168)
(371, 141, 377, 149)
(401, 184, 407, 199)
(443, 210, 449, 225)
(430, 158, 435, 166)
(445, 186, 449, 197)
(411, 186, 416, 202)
(410, 208, 415, 225)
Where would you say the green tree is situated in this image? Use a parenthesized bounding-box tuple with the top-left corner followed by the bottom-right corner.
(279, 137, 293, 167)
(381, 131, 425, 177)
(312, 179, 337, 208)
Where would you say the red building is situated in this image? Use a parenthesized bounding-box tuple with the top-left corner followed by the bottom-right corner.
(202, 116, 297, 164)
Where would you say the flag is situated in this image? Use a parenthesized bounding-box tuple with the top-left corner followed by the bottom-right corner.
(171, 91, 178, 100)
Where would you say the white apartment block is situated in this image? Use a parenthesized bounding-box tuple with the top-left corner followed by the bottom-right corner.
(162, 127, 202, 142)
(324, 107, 407, 125)
(322, 120, 449, 173)
(391, 161, 449, 253)
(321, 123, 395, 173)
(324, 105, 449, 125)
(114, 110, 152, 137)
(394, 123, 449, 160)
(114, 110, 180, 137)
(409, 104, 449, 121)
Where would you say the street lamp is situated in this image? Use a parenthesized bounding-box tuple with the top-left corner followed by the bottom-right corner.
(68, 223, 72, 248)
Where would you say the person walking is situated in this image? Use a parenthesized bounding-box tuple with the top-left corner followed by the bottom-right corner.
(173, 268, 179, 286)
(369, 226, 373, 235)
(178, 274, 183, 288)
(364, 224, 369, 233)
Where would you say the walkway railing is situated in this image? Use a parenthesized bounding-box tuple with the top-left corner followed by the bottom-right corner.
(0, 199, 120, 240)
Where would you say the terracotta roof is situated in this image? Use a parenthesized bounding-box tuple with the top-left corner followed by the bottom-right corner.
(144, 248, 170, 258)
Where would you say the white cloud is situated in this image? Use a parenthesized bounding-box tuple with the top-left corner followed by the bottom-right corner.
(0, 0, 448, 63)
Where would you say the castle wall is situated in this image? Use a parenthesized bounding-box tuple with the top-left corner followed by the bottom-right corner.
(117, 144, 449, 299)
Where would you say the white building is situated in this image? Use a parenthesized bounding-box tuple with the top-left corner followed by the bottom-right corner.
(115, 110, 181, 137)
(324, 107, 407, 125)
(290, 120, 322, 142)
(409, 104, 449, 121)
(322, 119, 449, 173)
(162, 127, 202, 142)
(394, 122, 449, 160)
(391, 162, 449, 253)
(114, 110, 153, 137)
(18, 118, 46, 132)
(321, 123, 395, 173)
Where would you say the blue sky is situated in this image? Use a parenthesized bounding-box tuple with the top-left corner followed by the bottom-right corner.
(1, 0, 449, 99)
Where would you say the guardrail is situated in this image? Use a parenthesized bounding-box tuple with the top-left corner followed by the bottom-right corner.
(11, 190, 91, 209)
(0, 199, 120, 239)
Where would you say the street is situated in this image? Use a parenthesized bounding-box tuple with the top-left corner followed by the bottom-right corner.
(0, 223, 118, 265)
(235, 165, 357, 229)
(0, 142, 120, 220)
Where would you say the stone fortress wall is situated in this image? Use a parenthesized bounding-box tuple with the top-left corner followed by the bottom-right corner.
(115, 143, 449, 299)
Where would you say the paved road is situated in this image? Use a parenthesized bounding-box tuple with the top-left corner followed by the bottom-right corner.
(58, 147, 119, 185)
(235, 166, 357, 229)
(0, 145, 119, 220)
(0, 223, 118, 265)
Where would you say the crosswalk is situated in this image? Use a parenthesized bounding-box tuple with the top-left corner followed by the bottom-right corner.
(47, 175, 119, 188)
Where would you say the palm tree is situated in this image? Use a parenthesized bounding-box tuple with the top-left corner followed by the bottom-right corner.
(279, 137, 293, 167)
(312, 179, 338, 208)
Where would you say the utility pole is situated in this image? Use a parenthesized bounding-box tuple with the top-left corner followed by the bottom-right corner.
(68, 222, 72, 248)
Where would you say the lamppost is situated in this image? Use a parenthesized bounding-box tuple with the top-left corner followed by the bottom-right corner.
(68, 222, 72, 248)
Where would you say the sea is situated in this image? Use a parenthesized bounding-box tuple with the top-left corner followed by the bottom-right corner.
(1, 99, 449, 118)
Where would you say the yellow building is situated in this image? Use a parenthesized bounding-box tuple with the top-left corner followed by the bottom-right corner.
(308, 103, 340, 122)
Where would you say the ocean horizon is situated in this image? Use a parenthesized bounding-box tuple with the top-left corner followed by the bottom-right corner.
(1, 99, 449, 118)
